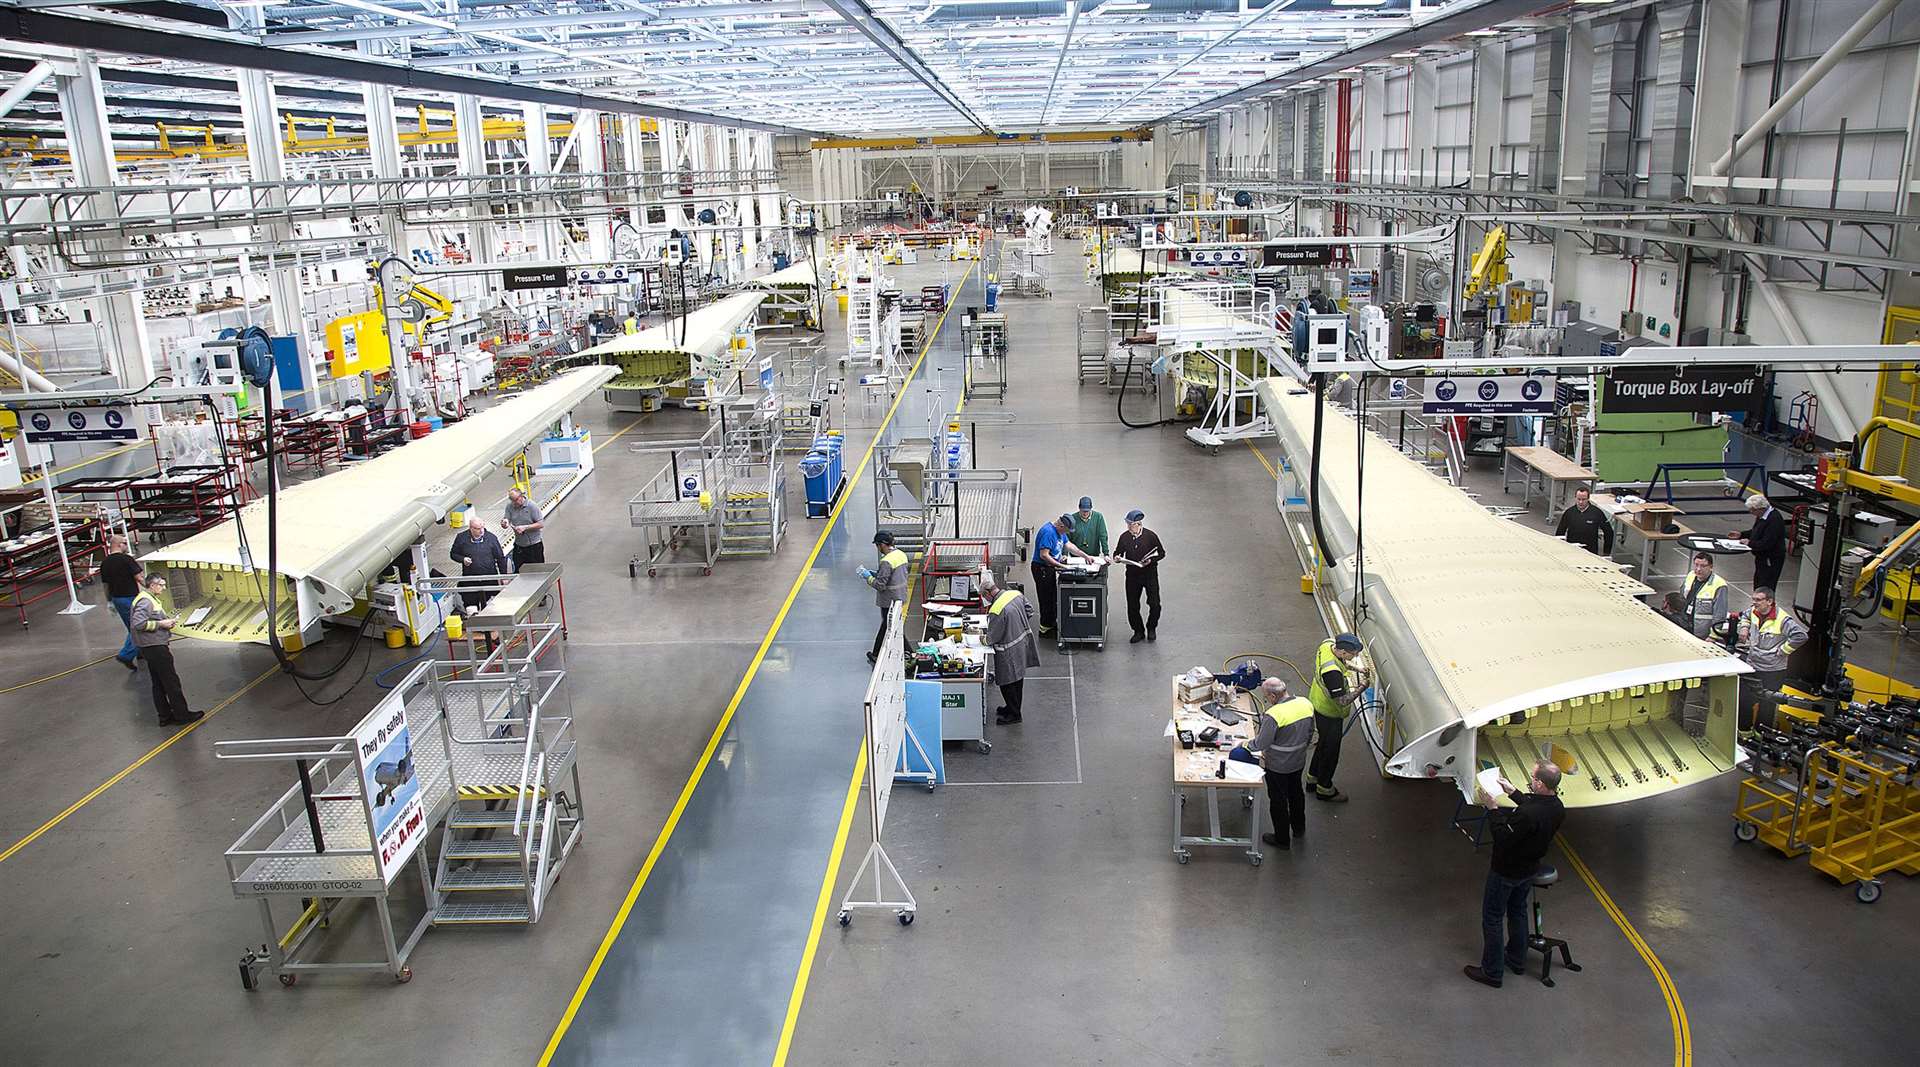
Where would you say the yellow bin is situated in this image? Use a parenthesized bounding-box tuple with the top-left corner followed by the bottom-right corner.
(385, 627, 407, 649)
(445, 613, 465, 640)
(837, 293, 849, 312)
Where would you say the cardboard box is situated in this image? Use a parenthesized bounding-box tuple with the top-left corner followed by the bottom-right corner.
(1627, 503, 1682, 532)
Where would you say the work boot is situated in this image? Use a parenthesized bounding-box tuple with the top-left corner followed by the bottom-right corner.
(1505, 956, 1527, 977)
(1314, 786, 1348, 803)
(1147, 628, 1157, 641)
(995, 711, 1022, 725)
(1463, 965, 1501, 989)
(1129, 632, 1145, 644)
(1260, 832, 1290, 850)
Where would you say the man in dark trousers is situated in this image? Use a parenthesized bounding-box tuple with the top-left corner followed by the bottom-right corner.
(450, 515, 510, 612)
(1113, 508, 1165, 643)
(863, 531, 909, 665)
(128, 574, 200, 726)
(1553, 486, 1612, 555)
(1307, 632, 1369, 802)
(980, 570, 1040, 725)
(1464, 760, 1567, 988)
(1250, 678, 1314, 850)
(101, 532, 143, 670)
(1031, 514, 1094, 636)
(503, 486, 546, 571)
(1741, 493, 1788, 593)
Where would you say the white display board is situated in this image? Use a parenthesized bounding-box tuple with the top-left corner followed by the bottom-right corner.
(354, 692, 427, 883)
(864, 605, 909, 835)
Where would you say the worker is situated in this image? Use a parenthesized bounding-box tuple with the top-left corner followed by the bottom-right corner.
(1553, 486, 1613, 556)
(101, 532, 143, 671)
(1306, 632, 1369, 803)
(1113, 508, 1165, 643)
(1740, 493, 1789, 593)
(863, 531, 910, 665)
(1067, 496, 1109, 557)
(1680, 551, 1731, 640)
(503, 486, 546, 571)
(1736, 587, 1809, 731)
(450, 515, 509, 612)
(128, 574, 199, 727)
(1031, 514, 1095, 636)
(1249, 678, 1314, 850)
(1463, 760, 1566, 989)
(980, 570, 1040, 725)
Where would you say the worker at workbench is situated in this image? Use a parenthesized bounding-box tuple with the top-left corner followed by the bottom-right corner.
(980, 570, 1040, 725)
(450, 515, 509, 612)
(1250, 678, 1314, 850)
(503, 487, 546, 571)
(1067, 496, 1109, 557)
(1307, 633, 1370, 803)
(1031, 514, 1095, 636)
(1741, 493, 1788, 594)
(1463, 760, 1566, 989)
(1681, 551, 1731, 640)
(128, 574, 200, 727)
(1113, 509, 1165, 643)
(1737, 587, 1809, 731)
(864, 531, 910, 665)
(1553, 486, 1613, 555)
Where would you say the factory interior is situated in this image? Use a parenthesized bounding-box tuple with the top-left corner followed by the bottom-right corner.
(4, 0, 1920, 1063)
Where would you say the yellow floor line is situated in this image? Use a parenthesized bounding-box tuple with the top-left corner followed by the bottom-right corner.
(0, 662, 281, 865)
(1251, 436, 1687, 1064)
(538, 262, 977, 1065)
(18, 441, 152, 485)
(0, 654, 116, 696)
(591, 411, 651, 454)
(772, 743, 868, 1066)
(1560, 837, 1691, 1067)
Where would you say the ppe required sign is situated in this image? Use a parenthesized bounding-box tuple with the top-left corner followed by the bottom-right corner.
(1422, 374, 1556, 415)
(20, 403, 139, 444)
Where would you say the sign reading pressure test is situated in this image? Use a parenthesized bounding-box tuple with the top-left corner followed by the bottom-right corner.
(21, 403, 139, 445)
(502, 266, 570, 291)
(1422, 374, 1556, 415)
(1602, 365, 1763, 415)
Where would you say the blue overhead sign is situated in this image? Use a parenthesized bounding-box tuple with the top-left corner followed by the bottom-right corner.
(20, 403, 140, 444)
(1423, 374, 1555, 415)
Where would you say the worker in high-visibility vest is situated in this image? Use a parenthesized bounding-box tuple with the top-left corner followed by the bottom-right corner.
(1736, 586, 1809, 731)
(1306, 632, 1369, 803)
(128, 574, 200, 727)
(1250, 678, 1315, 849)
(863, 531, 911, 665)
(981, 570, 1040, 726)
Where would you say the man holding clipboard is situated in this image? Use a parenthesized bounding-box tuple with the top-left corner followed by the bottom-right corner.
(1113, 509, 1166, 644)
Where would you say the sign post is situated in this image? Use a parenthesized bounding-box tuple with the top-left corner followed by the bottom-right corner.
(837, 604, 923, 928)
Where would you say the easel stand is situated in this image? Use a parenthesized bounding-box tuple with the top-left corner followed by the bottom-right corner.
(838, 604, 920, 928)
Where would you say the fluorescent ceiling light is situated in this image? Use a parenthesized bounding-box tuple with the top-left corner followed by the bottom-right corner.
(1390, 51, 1418, 58)
(1329, 0, 1386, 6)
(1465, 29, 1502, 37)
(1100, 1, 1152, 10)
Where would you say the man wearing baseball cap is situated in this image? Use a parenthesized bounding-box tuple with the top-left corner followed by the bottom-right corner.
(1031, 513, 1095, 635)
(1112, 508, 1166, 643)
(1307, 632, 1370, 802)
(863, 531, 910, 665)
(1067, 496, 1109, 557)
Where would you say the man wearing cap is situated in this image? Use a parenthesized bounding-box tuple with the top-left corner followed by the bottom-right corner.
(980, 570, 1041, 725)
(864, 531, 911, 665)
(1250, 678, 1314, 849)
(1307, 632, 1370, 802)
(1113, 509, 1166, 643)
(1068, 496, 1110, 557)
(1031, 514, 1095, 636)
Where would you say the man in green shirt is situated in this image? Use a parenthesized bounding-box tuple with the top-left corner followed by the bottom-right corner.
(1068, 496, 1109, 556)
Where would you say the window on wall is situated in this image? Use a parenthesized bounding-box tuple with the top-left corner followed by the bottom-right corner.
(1303, 92, 1325, 181)
(1501, 39, 1536, 190)
(1274, 96, 1297, 179)
(1434, 55, 1475, 184)
(1627, 13, 1658, 195)
(1381, 69, 1411, 183)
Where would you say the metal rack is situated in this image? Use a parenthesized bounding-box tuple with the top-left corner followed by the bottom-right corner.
(627, 427, 728, 577)
(0, 511, 105, 628)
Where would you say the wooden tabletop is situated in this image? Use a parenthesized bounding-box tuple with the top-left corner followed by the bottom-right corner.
(1505, 445, 1595, 482)
(1169, 677, 1264, 788)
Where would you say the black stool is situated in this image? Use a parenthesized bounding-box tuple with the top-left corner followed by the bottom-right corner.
(1526, 864, 1582, 988)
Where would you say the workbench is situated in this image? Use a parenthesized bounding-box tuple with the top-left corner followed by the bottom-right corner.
(915, 603, 992, 754)
(1593, 494, 1694, 582)
(1169, 678, 1264, 866)
(1502, 445, 1596, 518)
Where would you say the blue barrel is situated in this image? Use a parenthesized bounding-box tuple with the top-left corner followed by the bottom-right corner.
(801, 449, 834, 516)
(985, 282, 1000, 311)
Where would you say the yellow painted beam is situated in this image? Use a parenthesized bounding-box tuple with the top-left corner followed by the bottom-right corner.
(7, 113, 655, 163)
(810, 128, 1150, 151)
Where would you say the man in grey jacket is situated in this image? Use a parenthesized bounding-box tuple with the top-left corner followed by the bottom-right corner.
(981, 570, 1041, 725)
(864, 531, 910, 665)
(1250, 678, 1315, 849)
(1737, 587, 1810, 730)
(128, 574, 200, 726)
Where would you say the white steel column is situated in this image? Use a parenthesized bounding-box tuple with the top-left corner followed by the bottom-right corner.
(735, 127, 758, 272)
(232, 58, 305, 395)
(359, 41, 407, 258)
(454, 95, 499, 270)
(620, 115, 647, 228)
(577, 111, 612, 263)
(522, 104, 556, 262)
(54, 55, 152, 391)
(756, 131, 782, 263)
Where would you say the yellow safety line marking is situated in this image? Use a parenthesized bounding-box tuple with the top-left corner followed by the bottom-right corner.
(1245, 440, 1279, 480)
(18, 441, 152, 485)
(0, 654, 116, 696)
(1560, 837, 1690, 1066)
(590, 411, 650, 454)
(538, 262, 978, 1066)
(772, 742, 866, 1066)
(0, 662, 281, 865)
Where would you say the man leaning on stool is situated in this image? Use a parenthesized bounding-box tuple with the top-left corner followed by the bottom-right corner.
(1465, 760, 1566, 988)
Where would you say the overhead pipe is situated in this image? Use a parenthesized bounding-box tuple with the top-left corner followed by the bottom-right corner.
(1710, 0, 1900, 177)
(0, 61, 53, 122)
(0, 348, 58, 393)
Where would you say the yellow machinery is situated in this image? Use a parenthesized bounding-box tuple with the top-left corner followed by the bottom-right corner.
(323, 280, 453, 379)
(1462, 225, 1510, 300)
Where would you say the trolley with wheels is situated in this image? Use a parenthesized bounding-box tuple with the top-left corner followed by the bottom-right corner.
(1168, 676, 1264, 867)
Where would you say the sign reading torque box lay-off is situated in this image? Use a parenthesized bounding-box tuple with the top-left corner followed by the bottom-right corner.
(1602, 365, 1763, 414)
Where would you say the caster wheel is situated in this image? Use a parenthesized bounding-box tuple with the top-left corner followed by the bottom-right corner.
(837, 910, 851, 927)
(1210, 446, 1220, 456)
(648, 568, 658, 578)
(926, 781, 936, 793)
(1857, 881, 1882, 904)
(1175, 851, 1191, 865)
(976, 740, 991, 754)
(1734, 821, 1758, 843)
(278, 973, 297, 987)
(396, 967, 413, 983)
(897, 911, 914, 926)
(1242, 795, 1254, 809)
(702, 567, 712, 576)
(1249, 853, 1262, 867)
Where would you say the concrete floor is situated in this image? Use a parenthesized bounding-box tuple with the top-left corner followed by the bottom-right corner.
(1, 256, 1915, 1065)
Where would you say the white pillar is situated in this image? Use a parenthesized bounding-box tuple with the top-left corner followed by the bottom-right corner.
(621, 115, 647, 229)
(577, 111, 611, 263)
(522, 103, 555, 262)
(54, 55, 153, 391)
(455, 95, 499, 271)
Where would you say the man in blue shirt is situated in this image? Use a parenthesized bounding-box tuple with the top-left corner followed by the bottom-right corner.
(1031, 514, 1094, 635)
